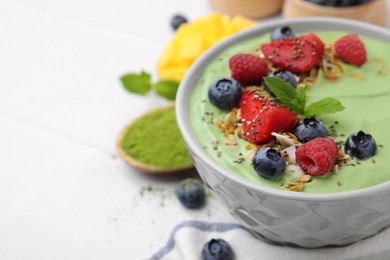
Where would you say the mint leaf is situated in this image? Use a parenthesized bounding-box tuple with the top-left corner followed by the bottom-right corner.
(287, 86, 307, 115)
(120, 71, 152, 95)
(304, 97, 345, 117)
(296, 86, 307, 106)
(288, 99, 305, 115)
(154, 79, 180, 100)
(263, 77, 344, 117)
(264, 77, 297, 101)
(264, 77, 305, 114)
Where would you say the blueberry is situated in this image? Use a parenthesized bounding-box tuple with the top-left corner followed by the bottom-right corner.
(208, 77, 242, 110)
(305, 0, 326, 5)
(252, 148, 285, 179)
(201, 239, 234, 260)
(176, 178, 205, 208)
(305, 0, 338, 6)
(339, 0, 357, 6)
(305, 0, 372, 6)
(293, 118, 328, 143)
(264, 70, 298, 96)
(324, 0, 341, 6)
(357, 0, 372, 4)
(344, 131, 377, 159)
(271, 26, 296, 41)
(171, 14, 188, 31)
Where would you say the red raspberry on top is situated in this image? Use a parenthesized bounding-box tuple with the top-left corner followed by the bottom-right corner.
(229, 53, 267, 87)
(334, 34, 367, 66)
(295, 137, 339, 176)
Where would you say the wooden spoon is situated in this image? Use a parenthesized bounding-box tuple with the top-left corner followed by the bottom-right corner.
(116, 104, 194, 174)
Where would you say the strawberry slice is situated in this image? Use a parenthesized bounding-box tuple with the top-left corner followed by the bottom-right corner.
(240, 90, 297, 144)
(261, 33, 325, 73)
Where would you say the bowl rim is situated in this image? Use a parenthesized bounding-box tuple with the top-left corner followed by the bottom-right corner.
(176, 17, 390, 201)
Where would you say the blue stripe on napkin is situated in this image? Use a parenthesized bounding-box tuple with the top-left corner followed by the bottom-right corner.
(151, 220, 247, 260)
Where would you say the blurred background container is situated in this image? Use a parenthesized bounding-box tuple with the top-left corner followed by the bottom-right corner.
(209, 0, 387, 27)
(208, 0, 284, 19)
(283, 0, 387, 26)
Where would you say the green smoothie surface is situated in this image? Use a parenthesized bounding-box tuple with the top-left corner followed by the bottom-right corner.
(189, 31, 390, 193)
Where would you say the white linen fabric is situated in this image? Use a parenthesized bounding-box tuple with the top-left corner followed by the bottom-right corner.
(152, 220, 390, 260)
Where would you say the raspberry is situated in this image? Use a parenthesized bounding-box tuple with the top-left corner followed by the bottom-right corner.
(334, 34, 367, 66)
(295, 137, 339, 176)
(229, 53, 267, 86)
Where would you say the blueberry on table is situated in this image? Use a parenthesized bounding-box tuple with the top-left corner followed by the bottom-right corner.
(176, 178, 205, 209)
(252, 148, 286, 179)
(170, 14, 188, 31)
(293, 117, 328, 143)
(208, 77, 242, 110)
(202, 239, 234, 260)
(345, 131, 377, 159)
(271, 26, 296, 41)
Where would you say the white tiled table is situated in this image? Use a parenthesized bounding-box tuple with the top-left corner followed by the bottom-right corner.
(1, 1, 389, 259)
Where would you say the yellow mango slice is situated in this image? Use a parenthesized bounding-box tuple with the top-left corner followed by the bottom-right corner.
(157, 12, 256, 81)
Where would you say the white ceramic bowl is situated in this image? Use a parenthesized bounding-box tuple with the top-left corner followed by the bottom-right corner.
(176, 17, 390, 248)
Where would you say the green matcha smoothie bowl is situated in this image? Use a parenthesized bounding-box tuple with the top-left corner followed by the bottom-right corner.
(176, 17, 390, 247)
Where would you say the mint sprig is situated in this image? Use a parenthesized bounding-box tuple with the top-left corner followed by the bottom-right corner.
(154, 79, 180, 100)
(120, 71, 180, 100)
(304, 97, 344, 117)
(120, 71, 152, 95)
(263, 77, 345, 117)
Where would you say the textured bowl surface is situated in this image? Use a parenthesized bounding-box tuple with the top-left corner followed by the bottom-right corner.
(176, 17, 390, 248)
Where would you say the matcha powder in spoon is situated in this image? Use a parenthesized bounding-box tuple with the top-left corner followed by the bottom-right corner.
(119, 105, 192, 171)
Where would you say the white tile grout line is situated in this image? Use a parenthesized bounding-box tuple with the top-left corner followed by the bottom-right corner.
(0, 110, 116, 157)
(0, 110, 120, 232)
(0, 0, 161, 59)
(0, 0, 168, 230)
(0, 0, 164, 149)
(0, 1, 88, 231)
(0, 149, 72, 232)
(0, 0, 76, 58)
(0, 0, 153, 157)
(51, 12, 162, 50)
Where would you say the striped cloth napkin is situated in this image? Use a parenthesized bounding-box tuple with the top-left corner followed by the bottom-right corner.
(152, 220, 390, 260)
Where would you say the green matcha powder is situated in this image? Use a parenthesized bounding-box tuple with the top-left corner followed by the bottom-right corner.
(120, 106, 192, 169)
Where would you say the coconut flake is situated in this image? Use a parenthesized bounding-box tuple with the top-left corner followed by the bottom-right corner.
(272, 132, 300, 147)
(285, 164, 305, 177)
(282, 145, 297, 164)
